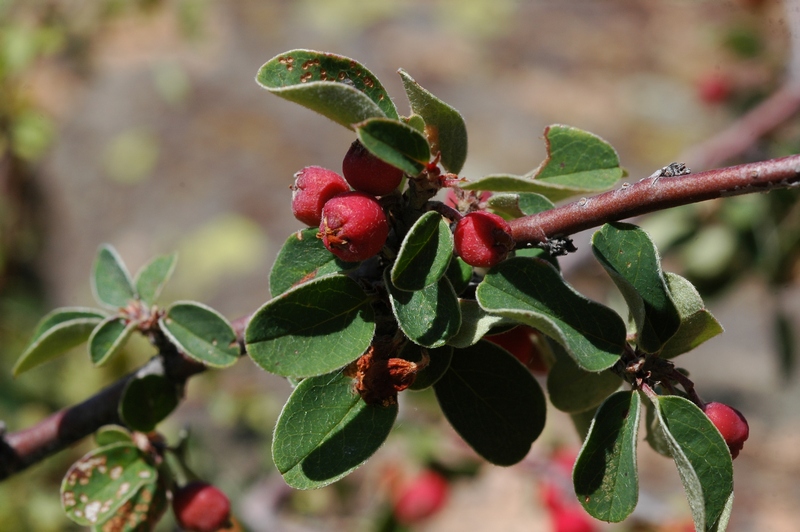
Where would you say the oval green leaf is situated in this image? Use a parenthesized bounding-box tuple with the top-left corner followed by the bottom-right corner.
(445, 256, 472, 296)
(463, 125, 622, 202)
(434, 340, 546, 465)
(547, 341, 622, 413)
(256, 49, 398, 128)
(159, 301, 239, 368)
(270, 228, 358, 298)
(592, 223, 680, 354)
(477, 257, 626, 371)
(94, 425, 133, 447)
(93, 478, 167, 532)
(272, 370, 397, 489)
(61, 442, 158, 527)
(13, 308, 106, 375)
(91, 244, 137, 309)
(647, 394, 734, 532)
(660, 272, 723, 359)
(574, 391, 641, 523)
(247, 275, 375, 377)
(397, 343, 453, 390)
(386, 271, 461, 348)
(89, 316, 137, 366)
(134, 253, 177, 305)
(355, 117, 431, 176)
(119, 373, 181, 433)
(398, 69, 467, 174)
(391, 211, 454, 291)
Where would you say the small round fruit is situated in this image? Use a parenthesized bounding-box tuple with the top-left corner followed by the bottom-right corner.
(291, 166, 350, 227)
(697, 73, 731, 105)
(172, 481, 231, 532)
(703, 401, 749, 459)
(342, 140, 404, 196)
(453, 211, 515, 268)
(393, 470, 449, 525)
(318, 191, 389, 262)
(486, 326, 548, 374)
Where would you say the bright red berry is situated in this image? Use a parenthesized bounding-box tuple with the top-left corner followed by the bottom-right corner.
(318, 191, 389, 262)
(342, 140, 404, 196)
(393, 470, 449, 525)
(697, 73, 732, 105)
(486, 326, 548, 374)
(453, 211, 514, 268)
(703, 401, 749, 459)
(290, 166, 350, 227)
(172, 481, 231, 532)
(551, 507, 598, 532)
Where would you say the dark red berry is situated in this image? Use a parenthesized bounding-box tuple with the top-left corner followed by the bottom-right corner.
(486, 326, 548, 374)
(172, 481, 231, 532)
(318, 191, 389, 262)
(393, 470, 449, 525)
(291, 166, 350, 227)
(453, 211, 514, 268)
(342, 140, 404, 196)
(703, 401, 749, 459)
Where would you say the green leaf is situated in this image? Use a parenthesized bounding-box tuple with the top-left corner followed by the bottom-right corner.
(398, 69, 468, 174)
(445, 256, 472, 295)
(463, 125, 623, 202)
(247, 275, 375, 377)
(61, 442, 158, 527)
(477, 257, 626, 371)
(134, 253, 177, 305)
(272, 370, 397, 489)
(256, 49, 398, 128)
(574, 391, 641, 523)
(547, 341, 622, 413)
(13, 308, 106, 375)
(391, 211, 453, 291)
(398, 343, 453, 390)
(89, 317, 137, 366)
(270, 228, 358, 298)
(119, 373, 181, 432)
(434, 340, 546, 465)
(91, 244, 137, 309)
(643, 399, 672, 458)
(95, 425, 133, 447)
(446, 299, 515, 349)
(489, 192, 556, 219)
(592, 223, 680, 353)
(90, 478, 167, 532)
(355, 117, 431, 176)
(159, 301, 239, 368)
(518, 192, 556, 215)
(647, 394, 734, 532)
(386, 271, 461, 348)
(660, 273, 724, 359)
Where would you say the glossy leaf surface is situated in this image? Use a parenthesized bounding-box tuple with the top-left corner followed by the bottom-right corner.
(477, 257, 625, 371)
(273, 371, 397, 489)
(434, 341, 546, 465)
(247, 275, 375, 377)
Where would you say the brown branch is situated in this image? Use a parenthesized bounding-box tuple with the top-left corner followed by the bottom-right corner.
(509, 154, 800, 247)
(2, 156, 800, 481)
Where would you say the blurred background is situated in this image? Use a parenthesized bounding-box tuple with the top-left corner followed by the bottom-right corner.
(1, 0, 800, 530)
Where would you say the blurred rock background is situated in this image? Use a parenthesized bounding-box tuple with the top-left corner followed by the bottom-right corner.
(1, 0, 800, 530)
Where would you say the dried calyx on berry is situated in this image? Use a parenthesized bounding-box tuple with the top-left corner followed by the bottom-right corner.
(172, 481, 231, 532)
(342, 139, 404, 196)
(703, 401, 749, 459)
(318, 191, 389, 262)
(453, 211, 515, 268)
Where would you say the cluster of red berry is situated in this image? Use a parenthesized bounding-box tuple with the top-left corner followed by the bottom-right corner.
(291, 140, 515, 267)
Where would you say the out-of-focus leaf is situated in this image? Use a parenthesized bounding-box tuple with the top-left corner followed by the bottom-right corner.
(134, 253, 177, 305)
(119, 374, 181, 433)
(88, 317, 137, 366)
(91, 245, 137, 309)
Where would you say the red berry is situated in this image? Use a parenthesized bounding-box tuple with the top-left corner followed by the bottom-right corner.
(291, 166, 350, 227)
(393, 470, 449, 525)
(172, 481, 231, 532)
(697, 74, 732, 105)
(342, 140, 404, 196)
(486, 326, 548, 374)
(551, 507, 598, 532)
(453, 211, 514, 268)
(318, 191, 389, 262)
(703, 401, 749, 459)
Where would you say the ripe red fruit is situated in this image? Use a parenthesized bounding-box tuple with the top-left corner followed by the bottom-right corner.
(697, 74, 732, 105)
(453, 211, 515, 268)
(318, 191, 389, 262)
(486, 326, 548, 374)
(172, 481, 231, 532)
(290, 166, 350, 227)
(393, 470, 449, 525)
(703, 401, 749, 459)
(551, 507, 598, 532)
(342, 140, 404, 196)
